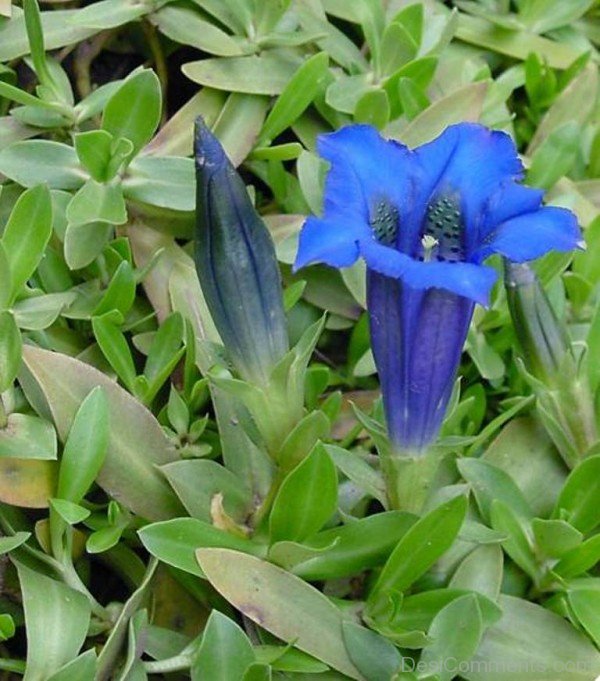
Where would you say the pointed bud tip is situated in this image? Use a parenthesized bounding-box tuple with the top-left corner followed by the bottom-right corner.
(194, 116, 226, 170)
(577, 239, 587, 251)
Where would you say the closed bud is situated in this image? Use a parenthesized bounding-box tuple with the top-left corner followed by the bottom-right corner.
(194, 117, 288, 385)
(504, 260, 570, 385)
(505, 259, 598, 466)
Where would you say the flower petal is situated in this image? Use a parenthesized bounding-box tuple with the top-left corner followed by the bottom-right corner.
(414, 124, 524, 251)
(477, 206, 583, 262)
(293, 216, 363, 271)
(415, 123, 523, 197)
(359, 238, 497, 305)
(318, 125, 418, 228)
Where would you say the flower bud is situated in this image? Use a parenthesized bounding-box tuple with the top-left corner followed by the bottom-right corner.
(504, 260, 570, 385)
(505, 259, 598, 466)
(194, 118, 288, 384)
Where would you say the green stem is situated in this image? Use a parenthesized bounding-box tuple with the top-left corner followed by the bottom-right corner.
(61, 560, 110, 621)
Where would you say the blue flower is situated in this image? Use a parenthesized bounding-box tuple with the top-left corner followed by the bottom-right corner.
(294, 123, 582, 453)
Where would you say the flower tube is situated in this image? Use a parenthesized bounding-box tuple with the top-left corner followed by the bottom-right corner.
(295, 123, 582, 456)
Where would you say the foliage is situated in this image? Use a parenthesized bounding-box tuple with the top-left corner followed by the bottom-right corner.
(0, 0, 600, 679)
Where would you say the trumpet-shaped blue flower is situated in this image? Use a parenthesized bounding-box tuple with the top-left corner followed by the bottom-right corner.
(295, 123, 582, 453)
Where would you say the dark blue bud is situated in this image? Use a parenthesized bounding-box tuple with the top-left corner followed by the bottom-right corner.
(194, 117, 288, 384)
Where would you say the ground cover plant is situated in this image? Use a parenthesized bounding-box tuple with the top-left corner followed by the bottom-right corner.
(1, 0, 600, 678)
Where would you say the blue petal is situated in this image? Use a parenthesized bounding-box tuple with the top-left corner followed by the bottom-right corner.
(481, 182, 544, 231)
(293, 216, 363, 271)
(476, 206, 583, 262)
(359, 238, 497, 305)
(318, 125, 418, 237)
(414, 123, 524, 250)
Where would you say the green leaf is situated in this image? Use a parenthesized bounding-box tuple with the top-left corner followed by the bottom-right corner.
(483, 417, 566, 518)
(399, 81, 488, 147)
(554, 534, 600, 578)
(0, 531, 31, 554)
(420, 594, 483, 681)
(191, 611, 255, 681)
(0, 413, 57, 460)
(144, 311, 184, 388)
(2, 184, 52, 300)
(102, 69, 162, 158)
(63, 222, 113, 271)
(269, 511, 416, 580)
(326, 444, 386, 505)
(152, 6, 245, 57)
(13, 291, 77, 331)
(528, 64, 597, 153)
(458, 458, 533, 523)
(196, 548, 363, 679)
(0, 311, 21, 392)
(490, 500, 538, 581)
(464, 595, 600, 680)
(16, 561, 91, 681)
(370, 495, 468, 602)
(0, 8, 96, 62)
(56, 386, 108, 503)
(23, 0, 58, 96)
(161, 459, 252, 523)
(527, 121, 580, 190)
(92, 315, 137, 391)
(47, 650, 97, 681)
(277, 410, 330, 471)
(138, 518, 258, 578)
(554, 455, 600, 533)
(86, 525, 124, 554)
(354, 89, 390, 130)
(21, 345, 184, 520)
(49, 498, 90, 525)
(93, 261, 136, 318)
(74, 130, 115, 182)
(0, 614, 15, 642)
(68, 0, 147, 29)
(269, 443, 338, 544)
(0, 243, 11, 309)
(242, 664, 271, 681)
(532, 518, 583, 559)
(568, 589, 600, 648)
(260, 52, 330, 144)
(342, 622, 401, 681)
(123, 156, 194, 211)
(0, 140, 86, 189)
(449, 544, 504, 601)
(396, 77, 429, 120)
(380, 22, 417, 76)
(455, 14, 585, 70)
(182, 54, 300, 96)
(66, 180, 127, 227)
